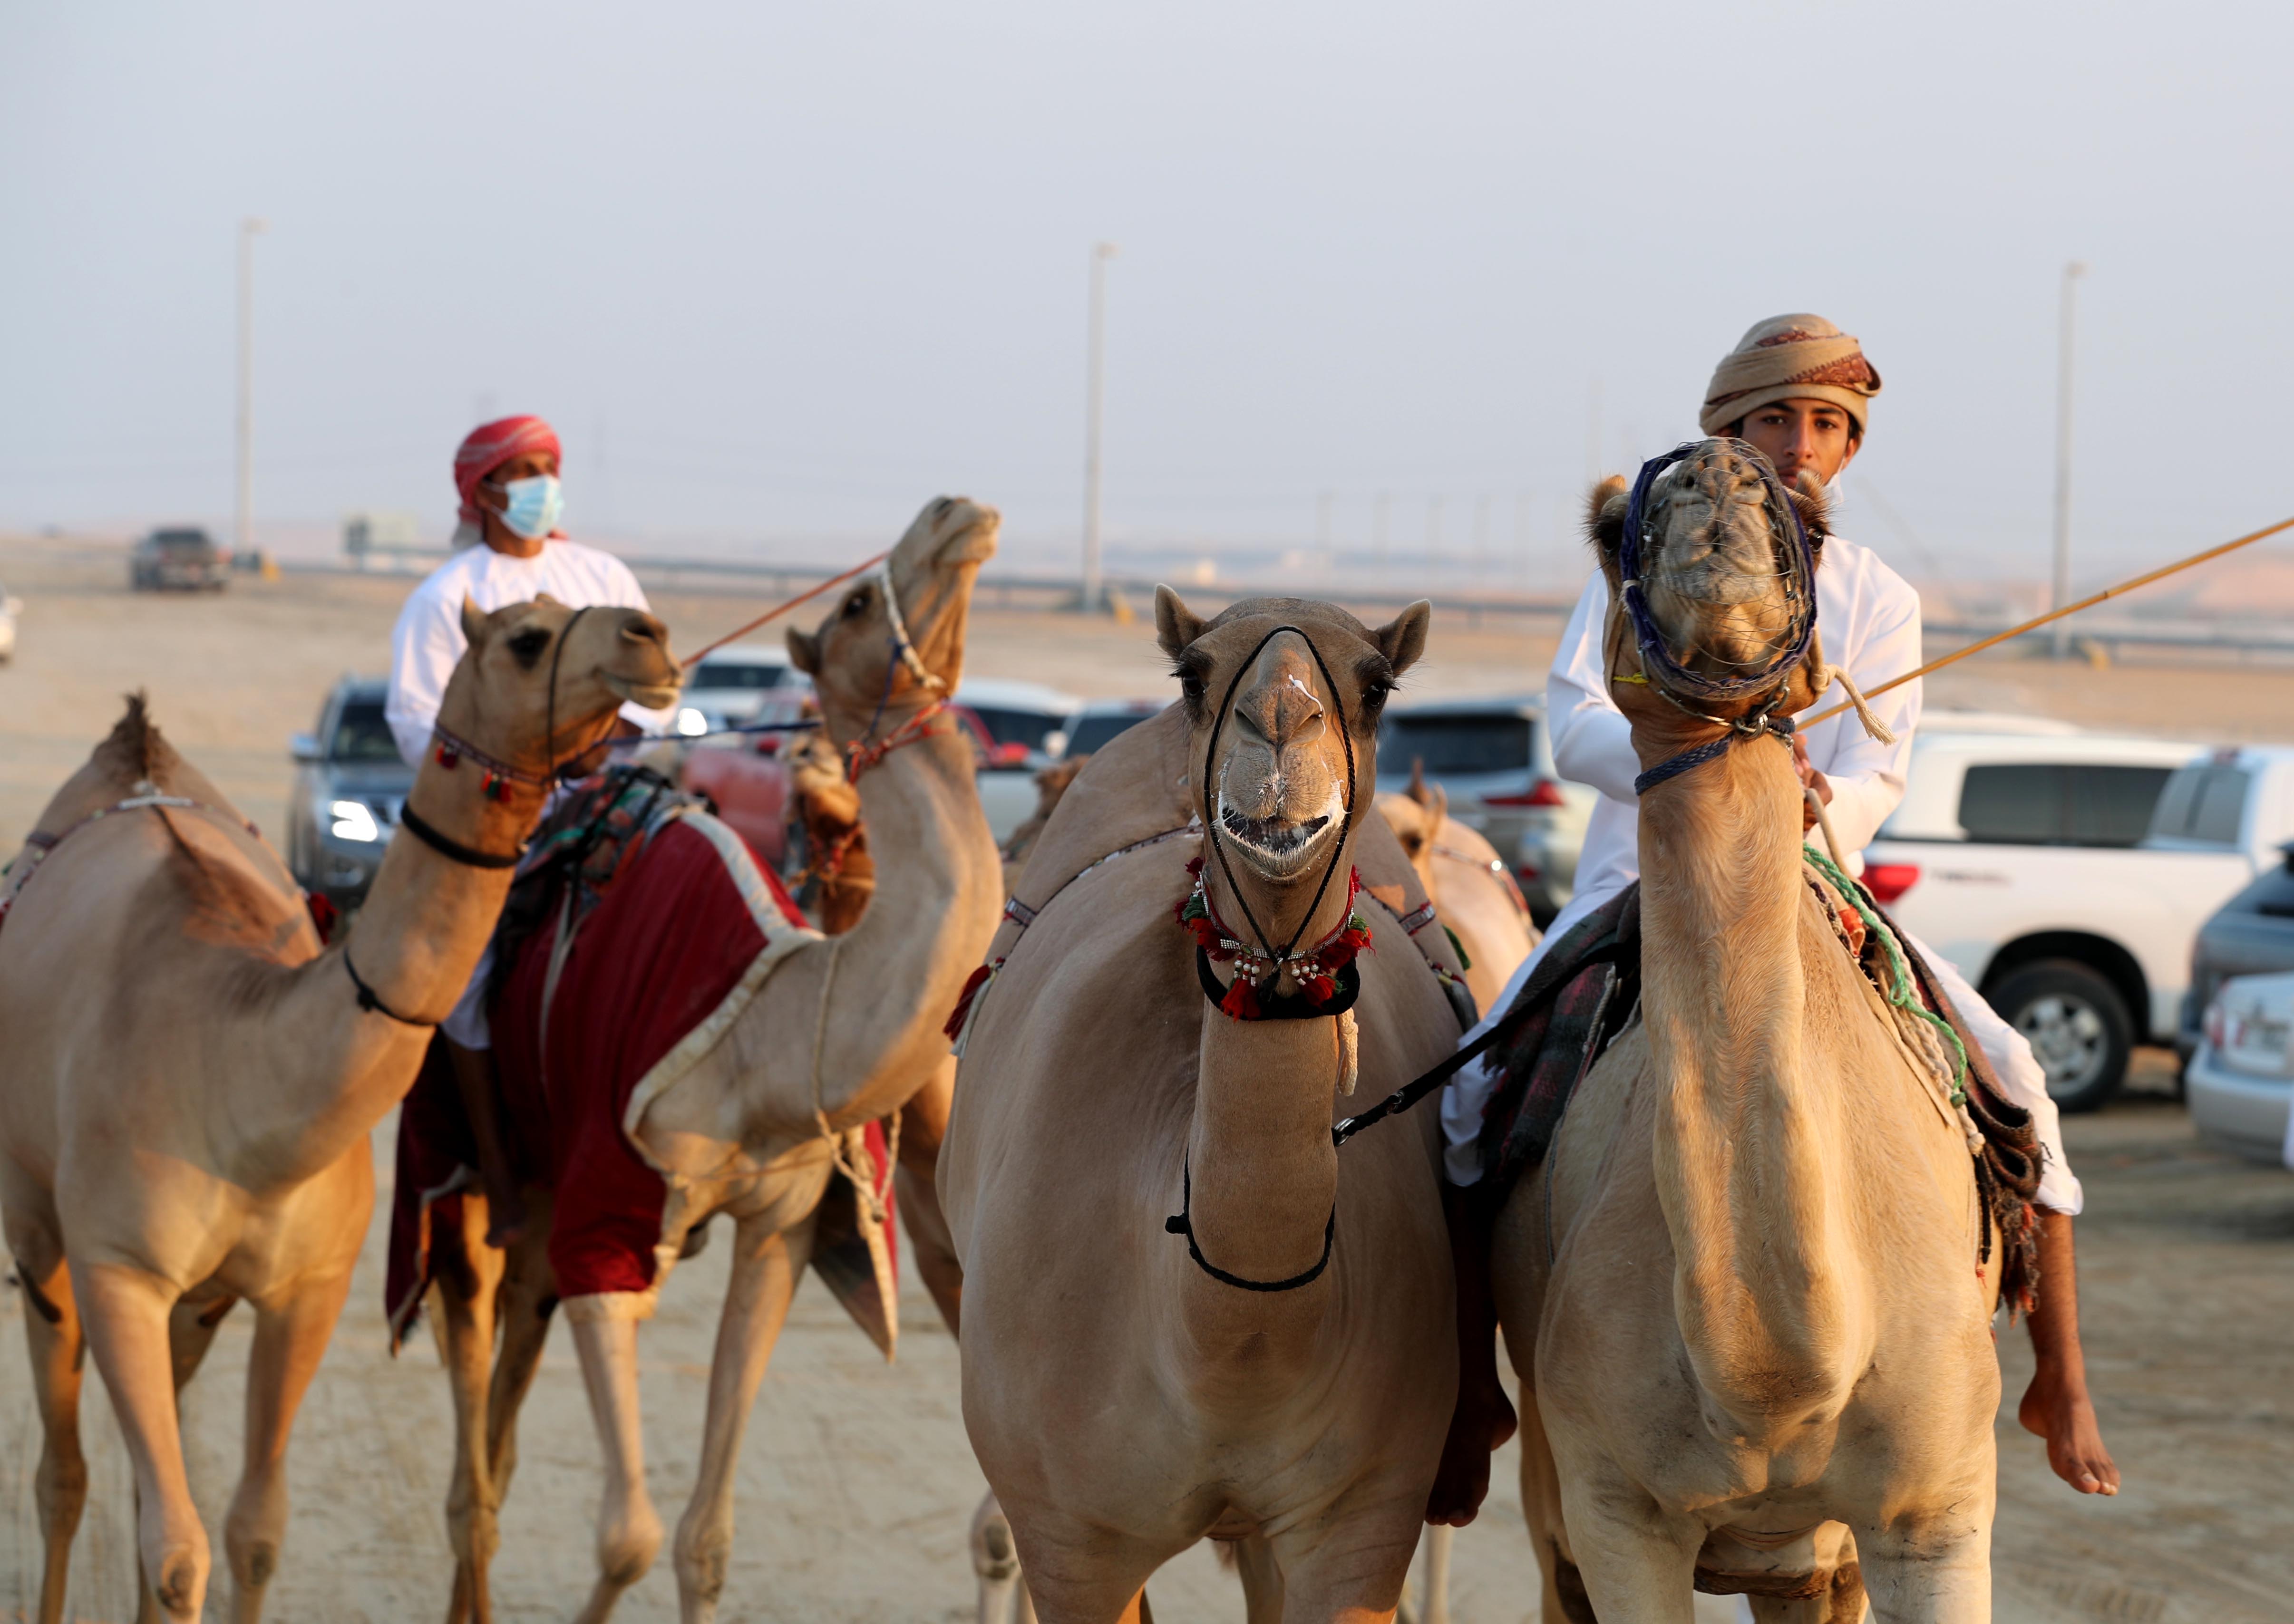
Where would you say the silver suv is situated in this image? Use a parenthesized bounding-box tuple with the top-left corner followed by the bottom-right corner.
(1374, 696, 1592, 926)
(285, 677, 414, 910)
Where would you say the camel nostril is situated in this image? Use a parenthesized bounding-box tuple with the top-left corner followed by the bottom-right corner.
(622, 616, 667, 646)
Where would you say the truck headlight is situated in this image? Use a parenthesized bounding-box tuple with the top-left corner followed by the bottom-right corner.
(329, 799, 381, 842)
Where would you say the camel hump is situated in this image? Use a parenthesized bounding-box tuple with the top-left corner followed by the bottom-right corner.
(95, 691, 183, 791)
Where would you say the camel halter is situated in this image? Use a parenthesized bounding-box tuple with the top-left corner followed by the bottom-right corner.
(1619, 443, 1818, 796)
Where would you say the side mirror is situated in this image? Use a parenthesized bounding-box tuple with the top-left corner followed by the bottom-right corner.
(291, 732, 323, 764)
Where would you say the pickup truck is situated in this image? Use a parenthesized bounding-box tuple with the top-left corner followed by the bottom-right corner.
(1862, 720, 2294, 1111)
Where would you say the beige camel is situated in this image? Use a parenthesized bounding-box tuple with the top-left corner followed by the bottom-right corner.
(426, 496, 1003, 1624)
(784, 722, 877, 934)
(0, 600, 677, 1624)
(1376, 771, 1537, 1018)
(1491, 445, 2004, 1621)
(944, 591, 1470, 1624)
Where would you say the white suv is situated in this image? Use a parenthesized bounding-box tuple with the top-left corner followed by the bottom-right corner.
(1864, 718, 2294, 1111)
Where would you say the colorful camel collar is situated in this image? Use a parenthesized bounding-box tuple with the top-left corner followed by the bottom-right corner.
(1177, 854, 1370, 1020)
(846, 698, 953, 781)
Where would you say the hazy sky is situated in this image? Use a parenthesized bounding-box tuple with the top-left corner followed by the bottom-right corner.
(5, 2, 2290, 591)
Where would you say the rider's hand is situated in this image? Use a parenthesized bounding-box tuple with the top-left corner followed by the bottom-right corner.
(1794, 735, 1832, 831)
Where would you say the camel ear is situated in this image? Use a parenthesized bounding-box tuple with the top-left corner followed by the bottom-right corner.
(1429, 781, 1447, 824)
(1155, 586, 1205, 659)
(1585, 476, 1631, 571)
(785, 625, 821, 676)
(1373, 600, 1430, 679)
(1407, 758, 1432, 807)
(459, 593, 489, 646)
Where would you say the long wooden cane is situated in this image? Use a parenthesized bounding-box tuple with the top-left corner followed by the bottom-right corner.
(1802, 512, 2294, 729)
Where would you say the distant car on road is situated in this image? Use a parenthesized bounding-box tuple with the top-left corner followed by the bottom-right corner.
(285, 677, 413, 910)
(1865, 725, 2294, 1112)
(674, 644, 811, 736)
(956, 679, 1080, 838)
(2187, 967, 2294, 1161)
(1373, 696, 1591, 927)
(0, 579, 20, 663)
(1057, 697, 1166, 762)
(132, 527, 228, 592)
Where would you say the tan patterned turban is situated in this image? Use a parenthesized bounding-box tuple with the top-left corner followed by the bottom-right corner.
(1699, 314, 1882, 437)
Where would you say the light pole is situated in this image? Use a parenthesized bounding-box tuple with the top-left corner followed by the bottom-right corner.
(2050, 260, 2086, 658)
(235, 217, 268, 563)
(1081, 242, 1118, 612)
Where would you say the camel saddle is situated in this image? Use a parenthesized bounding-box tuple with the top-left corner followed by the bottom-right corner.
(1469, 872, 2047, 1311)
(388, 764, 900, 1354)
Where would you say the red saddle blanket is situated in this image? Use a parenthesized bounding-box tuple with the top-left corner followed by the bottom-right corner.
(387, 801, 896, 1351)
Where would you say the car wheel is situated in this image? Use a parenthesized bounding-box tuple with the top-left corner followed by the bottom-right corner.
(1990, 959, 2132, 1114)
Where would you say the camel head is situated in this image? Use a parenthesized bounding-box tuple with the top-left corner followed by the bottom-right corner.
(1374, 761, 1446, 895)
(437, 594, 680, 775)
(1586, 439, 1830, 728)
(787, 496, 999, 744)
(1159, 590, 1429, 939)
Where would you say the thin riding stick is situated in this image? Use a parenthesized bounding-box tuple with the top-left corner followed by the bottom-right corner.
(678, 550, 891, 669)
(1803, 512, 2294, 728)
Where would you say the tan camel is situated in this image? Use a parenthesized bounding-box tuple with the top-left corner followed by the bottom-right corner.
(0, 601, 677, 1624)
(1376, 771, 1537, 1018)
(425, 496, 1003, 1624)
(1491, 445, 2006, 1621)
(944, 590, 1471, 1624)
(784, 721, 876, 934)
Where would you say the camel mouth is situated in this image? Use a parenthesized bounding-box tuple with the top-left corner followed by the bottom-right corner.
(603, 673, 684, 710)
(1215, 785, 1345, 877)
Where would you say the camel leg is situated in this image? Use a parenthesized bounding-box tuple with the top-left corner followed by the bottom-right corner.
(76, 1262, 209, 1621)
(483, 1209, 558, 1506)
(434, 1200, 507, 1624)
(971, 1491, 1037, 1624)
(897, 1060, 963, 1334)
(16, 1255, 88, 1624)
(671, 1213, 812, 1624)
(1856, 1513, 1988, 1623)
(569, 1309, 664, 1624)
(223, 1272, 351, 1623)
(1547, 1461, 1703, 1624)
(1231, 1534, 1284, 1624)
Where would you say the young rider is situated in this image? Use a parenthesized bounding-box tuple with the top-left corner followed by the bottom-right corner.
(1430, 316, 2119, 1521)
(386, 415, 670, 1243)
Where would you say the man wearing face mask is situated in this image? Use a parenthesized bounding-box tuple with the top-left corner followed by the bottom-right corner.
(1428, 316, 2117, 1526)
(384, 414, 665, 766)
(386, 414, 670, 1243)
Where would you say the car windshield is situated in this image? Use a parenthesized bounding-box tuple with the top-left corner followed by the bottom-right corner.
(330, 699, 403, 763)
(966, 705, 1064, 751)
(1068, 710, 1153, 757)
(2148, 763, 2250, 847)
(690, 660, 787, 691)
(152, 530, 214, 555)
(1380, 713, 1533, 777)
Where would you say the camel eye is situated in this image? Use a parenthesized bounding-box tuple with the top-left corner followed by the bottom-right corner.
(841, 589, 872, 621)
(507, 628, 552, 667)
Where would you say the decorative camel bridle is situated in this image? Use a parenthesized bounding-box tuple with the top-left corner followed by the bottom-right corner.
(1616, 442, 1820, 796)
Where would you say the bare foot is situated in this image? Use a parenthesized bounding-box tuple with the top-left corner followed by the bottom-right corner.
(2019, 1364, 2120, 1495)
(1426, 1377, 1516, 1526)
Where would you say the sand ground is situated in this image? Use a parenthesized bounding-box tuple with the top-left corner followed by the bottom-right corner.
(2, 535, 2289, 1620)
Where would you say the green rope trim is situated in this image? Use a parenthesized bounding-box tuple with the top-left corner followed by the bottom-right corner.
(1801, 843, 1969, 1106)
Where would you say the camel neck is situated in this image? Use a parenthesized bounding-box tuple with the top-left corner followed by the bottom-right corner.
(1636, 731, 1864, 1428)
(239, 749, 539, 1186)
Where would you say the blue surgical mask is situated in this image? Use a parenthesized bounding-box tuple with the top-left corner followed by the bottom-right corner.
(494, 474, 563, 541)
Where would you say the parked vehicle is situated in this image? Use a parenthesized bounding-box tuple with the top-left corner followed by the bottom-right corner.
(0, 580, 20, 663)
(1058, 696, 1166, 761)
(674, 644, 810, 736)
(285, 677, 414, 910)
(956, 678, 1079, 764)
(2183, 798, 2294, 1059)
(2186, 968, 2294, 1161)
(1864, 725, 2294, 1111)
(1372, 696, 1592, 927)
(131, 526, 228, 591)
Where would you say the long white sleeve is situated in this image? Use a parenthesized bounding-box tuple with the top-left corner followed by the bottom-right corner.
(1546, 573, 1641, 803)
(1797, 538, 1923, 859)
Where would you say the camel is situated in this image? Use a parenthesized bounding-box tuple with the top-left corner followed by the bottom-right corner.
(1490, 444, 2013, 1621)
(943, 590, 1471, 1624)
(0, 600, 677, 1624)
(1376, 769, 1537, 1018)
(783, 720, 877, 934)
(418, 496, 1003, 1624)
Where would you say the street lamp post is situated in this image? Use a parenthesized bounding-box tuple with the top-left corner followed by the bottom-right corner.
(235, 217, 268, 563)
(1081, 242, 1118, 613)
(2050, 260, 2087, 659)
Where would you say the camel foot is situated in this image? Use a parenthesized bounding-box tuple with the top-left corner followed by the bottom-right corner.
(2018, 1365, 2120, 1495)
(1425, 1378, 1516, 1526)
(148, 1540, 207, 1621)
